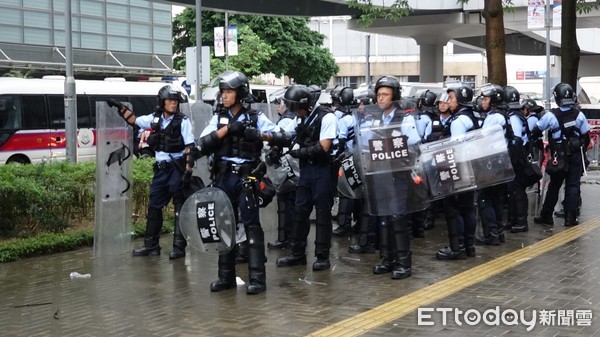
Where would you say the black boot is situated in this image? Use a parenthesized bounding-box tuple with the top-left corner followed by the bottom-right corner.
(313, 210, 332, 271)
(373, 218, 395, 274)
(236, 240, 249, 263)
(246, 225, 267, 294)
(391, 216, 411, 279)
(269, 195, 290, 250)
(349, 208, 377, 254)
(554, 208, 565, 218)
(437, 216, 466, 260)
(534, 208, 554, 225)
(333, 197, 353, 236)
(210, 249, 237, 292)
(169, 212, 186, 260)
(276, 209, 310, 267)
(464, 237, 476, 257)
(132, 237, 161, 256)
(564, 211, 579, 227)
(133, 207, 162, 256)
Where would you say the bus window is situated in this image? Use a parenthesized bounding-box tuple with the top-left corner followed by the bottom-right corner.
(129, 96, 155, 115)
(21, 95, 48, 130)
(77, 96, 93, 128)
(48, 95, 66, 129)
(0, 95, 21, 130)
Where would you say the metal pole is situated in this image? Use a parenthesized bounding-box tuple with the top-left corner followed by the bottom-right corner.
(195, 0, 202, 101)
(64, 0, 77, 162)
(544, 0, 552, 110)
(365, 34, 371, 85)
(225, 12, 229, 71)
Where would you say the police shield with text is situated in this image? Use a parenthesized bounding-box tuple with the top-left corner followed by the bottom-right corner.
(193, 70, 280, 294)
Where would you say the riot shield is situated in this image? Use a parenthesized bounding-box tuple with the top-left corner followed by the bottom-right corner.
(94, 101, 134, 257)
(265, 152, 300, 194)
(354, 103, 428, 216)
(251, 102, 279, 124)
(179, 186, 236, 255)
(190, 101, 214, 185)
(419, 124, 515, 200)
(336, 149, 364, 199)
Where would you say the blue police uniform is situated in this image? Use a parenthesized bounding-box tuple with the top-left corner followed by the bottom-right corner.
(534, 107, 590, 226)
(436, 106, 478, 260)
(276, 105, 338, 271)
(199, 106, 280, 294)
(332, 109, 358, 236)
(133, 111, 195, 257)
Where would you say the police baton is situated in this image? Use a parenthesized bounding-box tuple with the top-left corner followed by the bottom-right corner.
(581, 147, 587, 177)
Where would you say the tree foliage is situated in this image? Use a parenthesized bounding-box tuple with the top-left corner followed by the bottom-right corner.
(172, 9, 339, 85)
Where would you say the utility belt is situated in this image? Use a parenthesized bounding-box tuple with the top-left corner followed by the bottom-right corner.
(214, 160, 256, 177)
(154, 157, 185, 171)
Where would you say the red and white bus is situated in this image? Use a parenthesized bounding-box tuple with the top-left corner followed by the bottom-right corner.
(0, 77, 171, 164)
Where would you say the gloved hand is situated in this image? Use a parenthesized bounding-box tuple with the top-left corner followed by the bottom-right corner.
(181, 170, 192, 187)
(288, 148, 301, 158)
(265, 147, 281, 166)
(228, 121, 247, 135)
(244, 127, 260, 141)
(107, 99, 124, 110)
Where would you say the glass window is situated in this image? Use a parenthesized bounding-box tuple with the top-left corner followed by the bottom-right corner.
(130, 7, 151, 22)
(131, 23, 151, 38)
(0, 26, 23, 43)
(0, 8, 23, 26)
(107, 3, 129, 20)
(153, 26, 170, 41)
(23, 0, 51, 10)
(129, 96, 155, 115)
(24, 27, 52, 46)
(23, 10, 52, 29)
(21, 95, 48, 130)
(81, 33, 105, 49)
(77, 96, 93, 128)
(48, 95, 65, 129)
(131, 38, 151, 53)
(153, 9, 171, 25)
(107, 36, 130, 52)
(80, 0, 105, 17)
(107, 20, 129, 36)
(153, 40, 171, 55)
(0, 95, 22, 130)
(80, 17, 105, 34)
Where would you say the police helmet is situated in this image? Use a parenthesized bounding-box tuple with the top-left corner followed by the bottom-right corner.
(447, 84, 474, 107)
(283, 85, 311, 113)
(503, 86, 521, 109)
(479, 83, 505, 107)
(375, 76, 402, 101)
(218, 70, 251, 103)
(307, 85, 322, 108)
(473, 95, 484, 112)
(331, 86, 354, 106)
(415, 89, 437, 112)
(553, 82, 576, 106)
(158, 84, 186, 104)
(436, 92, 450, 105)
(521, 98, 543, 113)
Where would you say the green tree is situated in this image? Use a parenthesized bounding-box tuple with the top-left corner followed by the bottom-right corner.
(172, 9, 339, 85)
(564, 0, 600, 90)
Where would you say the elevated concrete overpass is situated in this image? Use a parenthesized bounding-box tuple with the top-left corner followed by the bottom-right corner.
(167, 0, 600, 81)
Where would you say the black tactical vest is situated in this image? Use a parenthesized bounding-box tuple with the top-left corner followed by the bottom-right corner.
(215, 108, 263, 160)
(440, 107, 479, 139)
(152, 113, 186, 153)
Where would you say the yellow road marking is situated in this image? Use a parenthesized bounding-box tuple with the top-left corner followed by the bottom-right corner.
(307, 217, 600, 337)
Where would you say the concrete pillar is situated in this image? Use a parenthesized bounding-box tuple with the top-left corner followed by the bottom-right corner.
(418, 43, 445, 82)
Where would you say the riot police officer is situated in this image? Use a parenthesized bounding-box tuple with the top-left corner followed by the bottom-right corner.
(196, 70, 280, 294)
(532, 83, 590, 227)
(436, 84, 479, 260)
(504, 86, 532, 233)
(275, 85, 338, 271)
(367, 76, 421, 279)
(266, 98, 298, 250)
(108, 85, 195, 259)
(331, 85, 358, 236)
(476, 84, 508, 244)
